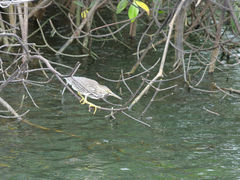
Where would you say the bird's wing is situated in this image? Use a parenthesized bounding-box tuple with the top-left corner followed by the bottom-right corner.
(72, 77, 99, 98)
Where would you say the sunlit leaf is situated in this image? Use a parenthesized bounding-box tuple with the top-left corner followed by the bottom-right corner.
(74, 1, 84, 8)
(135, 0, 150, 15)
(128, 3, 139, 22)
(116, 0, 129, 14)
(158, 10, 164, 14)
(81, 10, 89, 19)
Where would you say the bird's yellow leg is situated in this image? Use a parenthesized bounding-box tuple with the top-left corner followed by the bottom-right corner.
(77, 92, 86, 104)
(78, 92, 90, 105)
(77, 92, 99, 114)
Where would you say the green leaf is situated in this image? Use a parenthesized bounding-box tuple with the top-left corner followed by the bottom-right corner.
(128, 3, 139, 22)
(74, 1, 84, 8)
(135, 1, 150, 15)
(116, 0, 129, 14)
(89, 0, 96, 9)
(158, 10, 164, 14)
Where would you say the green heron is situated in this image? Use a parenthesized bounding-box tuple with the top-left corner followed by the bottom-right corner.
(65, 76, 121, 114)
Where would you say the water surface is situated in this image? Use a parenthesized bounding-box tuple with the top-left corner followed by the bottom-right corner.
(1, 42, 240, 180)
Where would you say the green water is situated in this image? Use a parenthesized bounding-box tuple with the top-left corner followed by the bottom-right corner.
(1, 43, 240, 179)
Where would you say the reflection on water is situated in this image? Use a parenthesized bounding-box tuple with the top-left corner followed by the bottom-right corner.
(1, 51, 240, 179)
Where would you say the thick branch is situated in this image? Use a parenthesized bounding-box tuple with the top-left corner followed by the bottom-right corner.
(129, 0, 187, 109)
(0, 97, 22, 121)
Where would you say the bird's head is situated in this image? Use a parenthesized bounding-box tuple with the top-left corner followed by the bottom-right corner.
(101, 85, 122, 100)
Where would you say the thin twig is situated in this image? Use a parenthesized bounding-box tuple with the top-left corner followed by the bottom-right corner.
(22, 80, 39, 108)
(203, 106, 220, 116)
(121, 70, 133, 96)
(122, 111, 151, 127)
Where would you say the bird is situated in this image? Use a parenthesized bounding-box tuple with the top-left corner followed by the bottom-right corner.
(64, 76, 121, 114)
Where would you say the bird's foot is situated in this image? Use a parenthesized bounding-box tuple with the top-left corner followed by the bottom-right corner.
(79, 99, 99, 114)
(80, 98, 87, 104)
(88, 103, 99, 114)
(77, 92, 99, 114)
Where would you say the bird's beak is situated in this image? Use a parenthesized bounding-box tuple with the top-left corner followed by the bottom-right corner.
(110, 91, 122, 100)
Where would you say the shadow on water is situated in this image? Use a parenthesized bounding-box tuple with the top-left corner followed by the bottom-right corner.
(1, 41, 240, 179)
